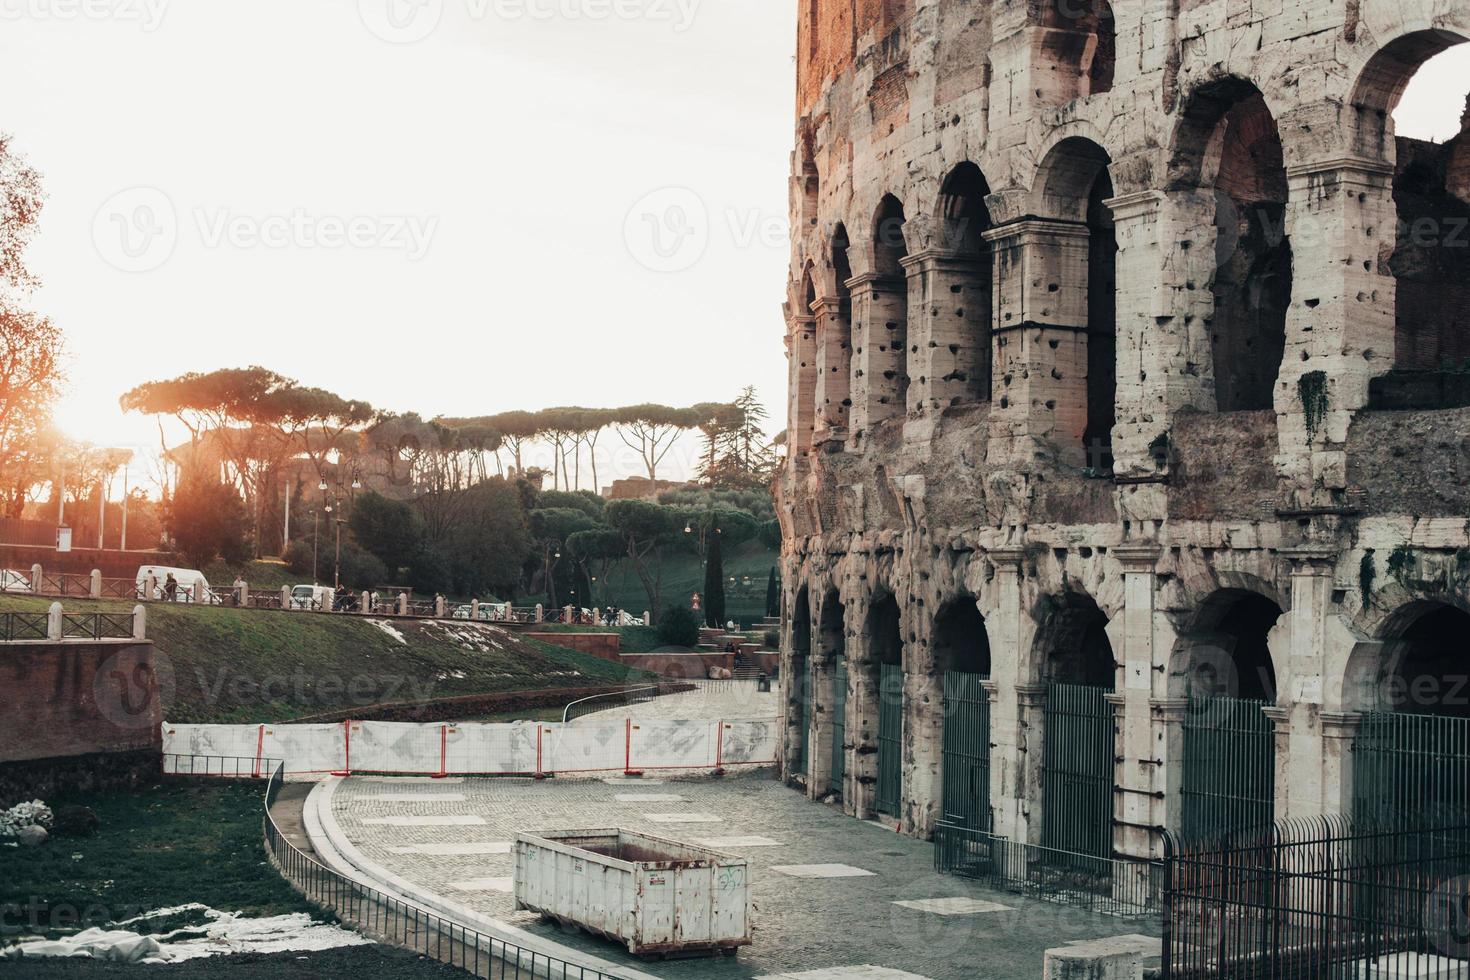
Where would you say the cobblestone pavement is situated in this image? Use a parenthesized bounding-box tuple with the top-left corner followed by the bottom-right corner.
(585, 680, 779, 722)
(332, 773, 1160, 980)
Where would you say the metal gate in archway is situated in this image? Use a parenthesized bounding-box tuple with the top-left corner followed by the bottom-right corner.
(1354, 710, 1470, 824)
(1041, 683, 1114, 859)
(1180, 696, 1275, 840)
(796, 655, 811, 777)
(876, 662, 903, 816)
(831, 656, 847, 791)
(941, 671, 991, 830)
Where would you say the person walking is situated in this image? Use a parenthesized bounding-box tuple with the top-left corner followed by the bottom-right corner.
(163, 573, 177, 602)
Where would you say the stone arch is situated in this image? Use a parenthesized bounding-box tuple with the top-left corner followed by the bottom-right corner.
(1363, 598, 1470, 717)
(932, 594, 992, 676)
(925, 163, 996, 408)
(1168, 76, 1291, 414)
(867, 589, 905, 669)
(850, 195, 911, 431)
(1346, 30, 1470, 408)
(817, 223, 854, 434)
(1033, 589, 1115, 688)
(1027, 136, 1117, 466)
(1170, 587, 1285, 703)
(788, 583, 814, 778)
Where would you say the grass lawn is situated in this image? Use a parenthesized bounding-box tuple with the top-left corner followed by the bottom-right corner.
(1, 780, 309, 936)
(0, 595, 653, 724)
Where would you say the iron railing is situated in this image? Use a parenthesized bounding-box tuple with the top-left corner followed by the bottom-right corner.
(941, 670, 992, 831)
(1181, 695, 1275, 840)
(1163, 814, 1470, 979)
(876, 662, 903, 816)
(0, 612, 48, 641)
(162, 754, 628, 979)
(935, 821, 1162, 917)
(1355, 710, 1470, 824)
(60, 612, 136, 640)
(796, 654, 811, 777)
(99, 577, 137, 599)
(1041, 683, 1115, 860)
(830, 656, 847, 791)
(562, 686, 661, 724)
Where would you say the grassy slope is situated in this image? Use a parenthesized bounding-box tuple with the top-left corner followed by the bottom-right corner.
(0, 595, 650, 723)
(2, 781, 310, 932)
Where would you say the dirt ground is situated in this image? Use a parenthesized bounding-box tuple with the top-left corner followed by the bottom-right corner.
(3, 946, 473, 978)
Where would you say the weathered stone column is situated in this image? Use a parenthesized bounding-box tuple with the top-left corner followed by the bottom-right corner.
(903, 642, 944, 838)
(1320, 712, 1362, 817)
(983, 220, 1093, 465)
(787, 314, 818, 457)
(1114, 544, 1165, 860)
(846, 591, 881, 821)
(1277, 158, 1397, 495)
(1151, 698, 1188, 838)
(810, 295, 852, 442)
(986, 546, 1030, 843)
(901, 248, 991, 415)
(1105, 191, 1217, 478)
(847, 273, 908, 435)
(1274, 548, 1337, 819)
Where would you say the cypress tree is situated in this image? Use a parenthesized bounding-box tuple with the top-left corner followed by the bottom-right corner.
(704, 531, 726, 627)
(765, 567, 779, 618)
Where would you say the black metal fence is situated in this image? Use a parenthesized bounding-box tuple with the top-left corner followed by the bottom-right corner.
(0, 610, 136, 641)
(1163, 814, 1470, 979)
(162, 754, 628, 979)
(934, 821, 1162, 917)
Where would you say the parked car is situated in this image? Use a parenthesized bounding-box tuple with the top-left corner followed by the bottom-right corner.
(134, 566, 216, 603)
(290, 584, 335, 611)
(453, 602, 512, 622)
(0, 569, 32, 593)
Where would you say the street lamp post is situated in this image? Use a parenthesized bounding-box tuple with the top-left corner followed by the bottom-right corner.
(311, 510, 319, 582)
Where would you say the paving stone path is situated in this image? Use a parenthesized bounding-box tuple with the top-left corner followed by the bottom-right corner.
(332, 772, 1160, 980)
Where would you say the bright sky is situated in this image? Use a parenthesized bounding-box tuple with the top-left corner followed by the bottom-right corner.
(0, 5, 1465, 489)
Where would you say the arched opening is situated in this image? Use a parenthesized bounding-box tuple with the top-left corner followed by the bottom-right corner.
(1034, 0, 1115, 104)
(1351, 35, 1470, 410)
(1356, 601, 1470, 823)
(1011, 137, 1117, 465)
(1176, 589, 1282, 839)
(818, 224, 854, 433)
(1171, 78, 1291, 414)
(934, 598, 992, 831)
(932, 163, 995, 408)
(819, 590, 847, 796)
(860, 195, 909, 426)
(868, 593, 904, 817)
(791, 586, 812, 778)
(1036, 593, 1116, 860)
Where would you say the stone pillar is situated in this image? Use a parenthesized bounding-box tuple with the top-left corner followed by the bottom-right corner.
(30, 564, 42, 594)
(1114, 544, 1165, 860)
(848, 273, 908, 435)
(236, 581, 248, 607)
(808, 648, 835, 799)
(787, 315, 818, 456)
(1152, 698, 1189, 838)
(132, 604, 147, 640)
(280, 585, 290, 609)
(47, 602, 63, 641)
(1320, 712, 1362, 816)
(901, 249, 991, 415)
(1105, 191, 1218, 478)
(397, 592, 409, 617)
(903, 653, 945, 838)
(810, 295, 852, 442)
(846, 592, 881, 821)
(1278, 158, 1397, 496)
(89, 569, 102, 599)
(535, 603, 544, 623)
(1275, 548, 1337, 819)
(471, 599, 480, 620)
(435, 594, 447, 619)
(984, 220, 1093, 464)
(986, 547, 1031, 843)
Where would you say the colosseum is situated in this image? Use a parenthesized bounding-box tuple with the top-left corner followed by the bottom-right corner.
(773, 0, 1470, 888)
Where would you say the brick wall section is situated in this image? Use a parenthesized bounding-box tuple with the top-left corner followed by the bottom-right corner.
(620, 652, 737, 679)
(0, 640, 162, 764)
(0, 544, 172, 578)
(524, 632, 621, 661)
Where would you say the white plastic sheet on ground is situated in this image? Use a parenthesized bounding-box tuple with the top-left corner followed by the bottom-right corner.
(162, 713, 778, 777)
(0, 905, 371, 964)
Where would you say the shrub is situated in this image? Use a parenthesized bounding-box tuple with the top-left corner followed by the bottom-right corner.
(656, 605, 700, 648)
(763, 630, 779, 649)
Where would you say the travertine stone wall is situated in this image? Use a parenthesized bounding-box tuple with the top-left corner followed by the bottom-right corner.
(775, 0, 1470, 872)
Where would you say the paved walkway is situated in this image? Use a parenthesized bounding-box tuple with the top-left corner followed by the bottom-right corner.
(330, 773, 1159, 979)
(587, 680, 778, 722)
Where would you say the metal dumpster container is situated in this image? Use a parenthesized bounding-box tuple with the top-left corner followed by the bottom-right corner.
(513, 829, 751, 958)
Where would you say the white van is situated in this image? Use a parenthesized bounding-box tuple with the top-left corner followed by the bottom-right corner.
(135, 566, 215, 604)
(290, 584, 335, 612)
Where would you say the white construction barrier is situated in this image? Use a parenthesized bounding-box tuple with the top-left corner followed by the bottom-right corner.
(162, 715, 778, 778)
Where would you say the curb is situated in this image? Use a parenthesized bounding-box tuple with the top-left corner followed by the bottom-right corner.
(304, 778, 666, 980)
